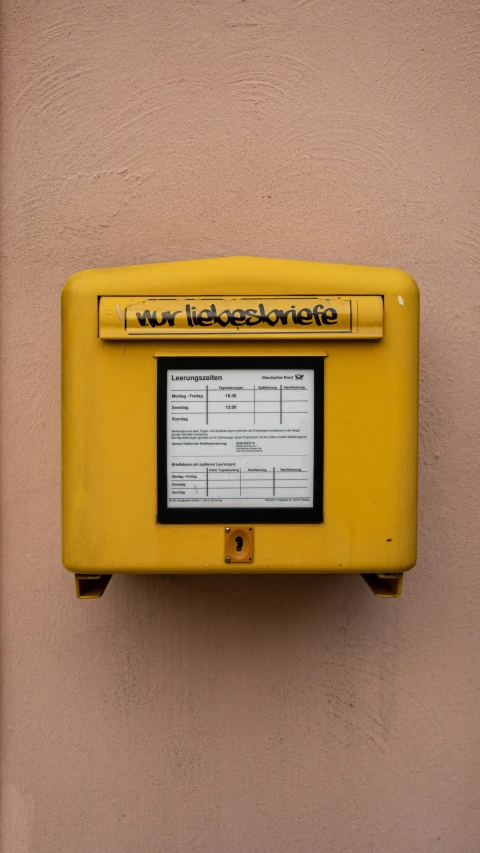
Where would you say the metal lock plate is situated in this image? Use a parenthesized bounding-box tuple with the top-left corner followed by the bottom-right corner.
(225, 526, 254, 563)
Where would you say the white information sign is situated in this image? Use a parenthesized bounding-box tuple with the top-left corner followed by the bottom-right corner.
(166, 368, 315, 509)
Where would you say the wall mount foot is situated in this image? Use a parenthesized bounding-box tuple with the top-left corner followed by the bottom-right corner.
(361, 573, 403, 598)
(75, 574, 112, 599)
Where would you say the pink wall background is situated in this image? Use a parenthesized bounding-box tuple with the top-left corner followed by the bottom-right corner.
(1, 1, 479, 851)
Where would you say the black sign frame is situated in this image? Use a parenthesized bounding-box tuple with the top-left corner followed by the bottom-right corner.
(157, 357, 324, 524)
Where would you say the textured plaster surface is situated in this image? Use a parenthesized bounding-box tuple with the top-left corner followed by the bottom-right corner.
(1, 1, 480, 851)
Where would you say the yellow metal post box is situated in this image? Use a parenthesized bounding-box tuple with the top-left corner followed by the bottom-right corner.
(62, 256, 419, 599)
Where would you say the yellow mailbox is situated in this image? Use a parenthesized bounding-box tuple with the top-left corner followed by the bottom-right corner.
(62, 256, 419, 598)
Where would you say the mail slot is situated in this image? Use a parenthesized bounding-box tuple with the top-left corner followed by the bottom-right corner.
(62, 256, 419, 599)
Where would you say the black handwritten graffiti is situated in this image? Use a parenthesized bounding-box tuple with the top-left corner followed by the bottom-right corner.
(136, 309, 181, 327)
(135, 303, 338, 329)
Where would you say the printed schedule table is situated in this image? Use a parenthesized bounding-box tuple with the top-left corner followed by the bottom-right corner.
(169, 383, 308, 425)
(170, 464, 310, 499)
(166, 367, 315, 510)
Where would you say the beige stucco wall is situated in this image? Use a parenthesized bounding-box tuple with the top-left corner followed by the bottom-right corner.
(1, 1, 479, 851)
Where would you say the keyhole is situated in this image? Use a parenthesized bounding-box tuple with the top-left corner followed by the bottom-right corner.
(235, 536, 243, 552)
